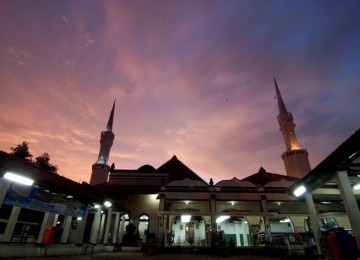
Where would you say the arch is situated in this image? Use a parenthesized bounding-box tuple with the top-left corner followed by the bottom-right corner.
(138, 214, 149, 240)
(170, 215, 206, 246)
(216, 215, 251, 246)
(260, 216, 295, 233)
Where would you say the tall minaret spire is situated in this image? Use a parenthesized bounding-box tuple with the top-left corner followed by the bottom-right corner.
(106, 99, 116, 131)
(275, 78, 300, 150)
(274, 78, 311, 178)
(90, 100, 116, 185)
(274, 78, 288, 115)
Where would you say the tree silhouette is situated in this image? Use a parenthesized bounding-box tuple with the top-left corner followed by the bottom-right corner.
(34, 153, 58, 173)
(9, 141, 59, 174)
(9, 141, 33, 162)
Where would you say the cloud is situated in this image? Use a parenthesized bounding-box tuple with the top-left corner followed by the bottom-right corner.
(0, 0, 359, 184)
(61, 16, 70, 25)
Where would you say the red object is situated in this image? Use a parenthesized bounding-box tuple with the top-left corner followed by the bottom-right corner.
(327, 232, 341, 260)
(42, 227, 56, 245)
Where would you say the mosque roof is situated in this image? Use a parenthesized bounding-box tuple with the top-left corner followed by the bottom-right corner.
(242, 167, 299, 187)
(157, 155, 207, 183)
(215, 177, 257, 187)
(166, 177, 208, 187)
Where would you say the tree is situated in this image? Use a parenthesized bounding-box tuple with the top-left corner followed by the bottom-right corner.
(9, 141, 33, 162)
(34, 153, 58, 173)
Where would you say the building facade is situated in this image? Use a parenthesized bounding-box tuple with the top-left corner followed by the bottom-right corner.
(0, 80, 358, 258)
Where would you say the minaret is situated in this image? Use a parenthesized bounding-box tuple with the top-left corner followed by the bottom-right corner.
(274, 78, 311, 178)
(90, 100, 115, 185)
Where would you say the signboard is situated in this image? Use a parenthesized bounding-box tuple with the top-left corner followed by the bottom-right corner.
(3, 184, 87, 217)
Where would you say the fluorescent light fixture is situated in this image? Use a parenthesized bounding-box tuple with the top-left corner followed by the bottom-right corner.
(216, 216, 230, 223)
(181, 215, 191, 223)
(280, 219, 291, 223)
(293, 185, 306, 197)
(353, 183, 360, 190)
(4, 172, 34, 186)
(104, 201, 112, 207)
(77, 217, 82, 221)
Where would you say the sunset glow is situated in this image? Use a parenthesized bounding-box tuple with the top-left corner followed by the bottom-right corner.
(0, 1, 359, 184)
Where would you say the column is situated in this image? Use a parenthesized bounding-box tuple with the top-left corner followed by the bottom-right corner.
(211, 215, 216, 232)
(112, 212, 120, 244)
(210, 194, 216, 213)
(60, 216, 73, 243)
(304, 192, 322, 255)
(336, 171, 360, 250)
(53, 214, 59, 226)
(159, 195, 165, 211)
(103, 207, 113, 244)
(260, 195, 271, 242)
(0, 179, 11, 207)
(118, 214, 125, 243)
(3, 206, 21, 242)
(133, 218, 139, 236)
(158, 215, 164, 247)
(210, 194, 216, 232)
(98, 213, 106, 243)
(90, 205, 102, 244)
(76, 205, 90, 244)
(37, 212, 57, 243)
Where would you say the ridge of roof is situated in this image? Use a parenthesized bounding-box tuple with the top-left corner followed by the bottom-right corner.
(242, 167, 299, 186)
(157, 155, 207, 184)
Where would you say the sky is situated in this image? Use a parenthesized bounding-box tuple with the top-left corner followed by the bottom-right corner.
(1, 0, 360, 184)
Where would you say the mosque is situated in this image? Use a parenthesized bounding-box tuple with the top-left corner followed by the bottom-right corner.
(0, 80, 359, 258)
(88, 79, 355, 252)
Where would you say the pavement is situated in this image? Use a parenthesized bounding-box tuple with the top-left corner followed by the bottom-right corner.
(3, 251, 285, 260)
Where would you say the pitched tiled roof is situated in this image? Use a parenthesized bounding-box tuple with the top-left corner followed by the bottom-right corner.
(215, 177, 256, 187)
(157, 155, 207, 183)
(242, 167, 299, 187)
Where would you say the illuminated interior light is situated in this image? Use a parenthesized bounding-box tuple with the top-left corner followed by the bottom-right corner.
(231, 201, 235, 206)
(94, 204, 100, 209)
(280, 218, 291, 223)
(181, 215, 191, 223)
(185, 200, 190, 205)
(66, 195, 73, 198)
(293, 185, 306, 197)
(4, 172, 34, 186)
(77, 217, 82, 221)
(353, 183, 360, 190)
(104, 201, 112, 207)
(216, 216, 230, 223)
